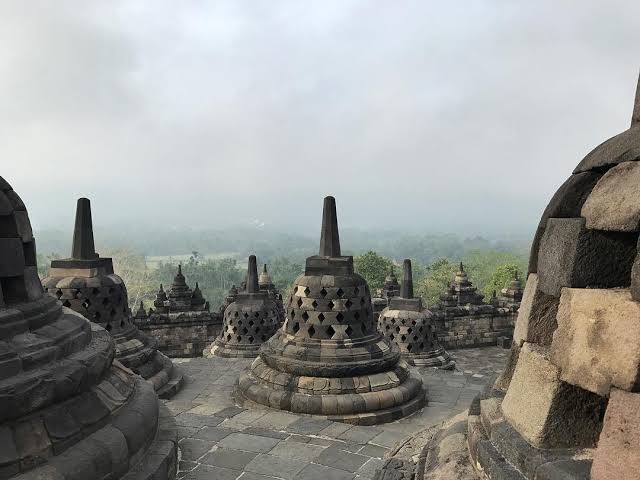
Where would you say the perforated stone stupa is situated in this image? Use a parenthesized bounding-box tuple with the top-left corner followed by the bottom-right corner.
(378, 259, 453, 368)
(205, 255, 280, 358)
(42, 198, 183, 398)
(237, 196, 426, 425)
(0, 177, 177, 480)
(458, 73, 640, 480)
(134, 265, 222, 357)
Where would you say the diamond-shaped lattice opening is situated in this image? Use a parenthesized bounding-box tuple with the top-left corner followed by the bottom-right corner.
(55, 289, 63, 299)
(260, 318, 265, 325)
(254, 312, 260, 317)
(302, 311, 309, 321)
(337, 288, 344, 298)
(395, 326, 401, 333)
(82, 299, 91, 310)
(326, 325, 336, 338)
(237, 336, 242, 342)
(336, 312, 344, 323)
(345, 299, 352, 309)
(105, 323, 112, 331)
(354, 311, 360, 320)
(227, 334, 232, 341)
(413, 336, 418, 341)
(238, 320, 243, 326)
(318, 312, 325, 323)
(401, 335, 406, 342)
(232, 326, 238, 333)
(62, 299, 71, 307)
(385, 324, 390, 330)
(110, 309, 117, 317)
(304, 287, 310, 295)
(411, 320, 417, 326)
(293, 322, 300, 333)
(419, 342, 425, 349)
(360, 297, 366, 306)
(94, 312, 101, 321)
(234, 311, 239, 317)
(354, 287, 359, 295)
(311, 300, 318, 309)
(390, 333, 395, 340)
(291, 310, 296, 319)
(308, 326, 316, 337)
(120, 320, 125, 328)
(407, 344, 413, 352)
(255, 327, 261, 333)
(345, 325, 353, 336)
(407, 328, 412, 334)
(108, 287, 115, 295)
(92, 288, 100, 296)
(249, 320, 254, 326)
(297, 298, 303, 308)
(101, 297, 109, 307)
(320, 288, 327, 298)
(401, 319, 406, 324)
(248, 336, 254, 344)
(327, 300, 335, 310)
(243, 312, 249, 319)
(242, 327, 248, 334)
(418, 327, 424, 333)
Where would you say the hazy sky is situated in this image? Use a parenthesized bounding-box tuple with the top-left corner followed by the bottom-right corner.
(2, 1, 639, 234)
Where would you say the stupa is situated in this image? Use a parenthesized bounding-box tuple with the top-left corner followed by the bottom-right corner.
(435, 72, 640, 480)
(378, 259, 453, 368)
(205, 255, 280, 358)
(134, 265, 221, 357)
(431, 264, 517, 349)
(258, 263, 285, 323)
(381, 267, 401, 300)
(42, 198, 183, 398)
(237, 196, 426, 425)
(498, 270, 524, 311)
(0, 177, 177, 479)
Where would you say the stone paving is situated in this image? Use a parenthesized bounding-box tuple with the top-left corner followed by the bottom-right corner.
(164, 347, 507, 480)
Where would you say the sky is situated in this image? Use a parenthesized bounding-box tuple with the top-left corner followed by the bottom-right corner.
(2, 1, 639, 235)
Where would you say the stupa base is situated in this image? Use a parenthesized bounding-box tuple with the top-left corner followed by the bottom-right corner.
(205, 339, 261, 359)
(406, 348, 455, 369)
(236, 356, 426, 425)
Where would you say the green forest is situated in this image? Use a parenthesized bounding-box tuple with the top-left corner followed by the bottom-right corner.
(37, 229, 529, 311)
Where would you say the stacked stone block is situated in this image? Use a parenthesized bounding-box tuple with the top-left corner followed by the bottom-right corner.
(134, 266, 222, 357)
(237, 197, 425, 425)
(42, 198, 183, 399)
(0, 177, 177, 480)
(465, 73, 640, 480)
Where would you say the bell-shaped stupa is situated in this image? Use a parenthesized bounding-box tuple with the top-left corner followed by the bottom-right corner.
(378, 259, 454, 368)
(205, 255, 280, 358)
(238, 196, 426, 425)
(42, 198, 183, 398)
(0, 178, 177, 479)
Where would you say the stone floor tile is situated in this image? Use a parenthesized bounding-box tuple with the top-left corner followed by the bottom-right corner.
(242, 427, 289, 439)
(175, 412, 224, 428)
(319, 422, 354, 438)
(192, 426, 237, 442)
(357, 444, 389, 458)
(316, 446, 370, 473)
(178, 438, 216, 461)
(245, 453, 307, 479)
(337, 426, 384, 444)
(287, 417, 334, 434)
(268, 441, 327, 462)
(238, 473, 281, 480)
(181, 464, 239, 480)
(217, 432, 281, 453)
(297, 463, 355, 480)
(357, 457, 385, 478)
(200, 448, 258, 470)
(214, 406, 247, 418)
(251, 411, 300, 430)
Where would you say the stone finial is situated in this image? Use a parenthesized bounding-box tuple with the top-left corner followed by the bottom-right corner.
(400, 259, 414, 299)
(263, 264, 268, 273)
(459, 262, 464, 272)
(319, 196, 341, 257)
(71, 198, 98, 260)
(246, 255, 259, 294)
(633, 70, 640, 126)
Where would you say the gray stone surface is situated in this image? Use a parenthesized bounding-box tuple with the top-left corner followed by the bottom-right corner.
(167, 347, 506, 480)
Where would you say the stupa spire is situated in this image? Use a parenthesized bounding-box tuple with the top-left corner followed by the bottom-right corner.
(71, 197, 98, 260)
(400, 259, 414, 299)
(319, 196, 341, 257)
(263, 264, 268, 273)
(246, 255, 259, 293)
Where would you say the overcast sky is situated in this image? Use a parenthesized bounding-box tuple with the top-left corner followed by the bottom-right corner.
(2, 1, 639, 234)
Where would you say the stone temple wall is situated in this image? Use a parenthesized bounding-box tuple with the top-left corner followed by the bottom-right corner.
(434, 311, 516, 349)
(136, 312, 222, 357)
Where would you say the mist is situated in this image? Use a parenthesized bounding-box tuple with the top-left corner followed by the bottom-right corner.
(2, 1, 639, 236)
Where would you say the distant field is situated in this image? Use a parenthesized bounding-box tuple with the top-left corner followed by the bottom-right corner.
(145, 252, 241, 269)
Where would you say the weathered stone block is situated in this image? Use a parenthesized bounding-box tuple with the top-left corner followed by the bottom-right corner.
(551, 288, 640, 395)
(537, 218, 637, 296)
(0, 238, 25, 277)
(513, 274, 559, 347)
(583, 161, 640, 231)
(502, 342, 605, 448)
(591, 388, 640, 480)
